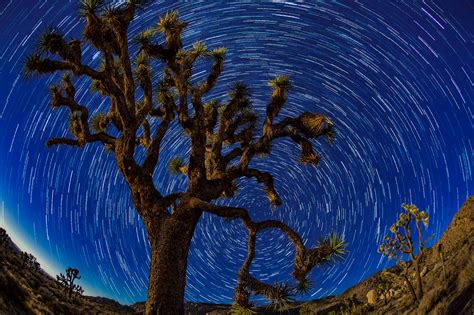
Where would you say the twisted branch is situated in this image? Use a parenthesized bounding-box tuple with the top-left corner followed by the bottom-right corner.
(189, 198, 346, 307)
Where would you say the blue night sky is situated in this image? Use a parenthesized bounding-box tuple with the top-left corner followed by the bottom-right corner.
(0, 0, 472, 306)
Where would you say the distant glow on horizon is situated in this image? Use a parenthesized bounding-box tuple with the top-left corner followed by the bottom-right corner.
(0, 199, 106, 299)
(0, 201, 61, 276)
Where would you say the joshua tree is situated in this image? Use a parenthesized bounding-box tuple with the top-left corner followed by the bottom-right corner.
(374, 271, 393, 305)
(25, 1, 346, 313)
(378, 204, 429, 303)
(436, 243, 447, 281)
(57, 267, 82, 298)
(0, 228, 7, 246)
(74, 285, 85, 299)
(0, 228, 7, 260)
(21, 252, 40, 272)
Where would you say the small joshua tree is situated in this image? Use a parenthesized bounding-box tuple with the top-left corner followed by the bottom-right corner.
(21, 252, 41, 272)
(0, 228, 9, 260)
(436, 243, 447, 281)
(374, 271, 393, 305)
(0, 228, 7, 246)
(57, 267, 82, 298)
(378, 204, 429, 303)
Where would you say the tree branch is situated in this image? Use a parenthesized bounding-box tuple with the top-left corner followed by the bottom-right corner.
(26, 57, 101, 79)
(189, 197, 345, 307)
(48, 76, 116, 148)
(199, 57, 224, 95)
(47, 132, 115, 148)
(142, 117, 172, 175)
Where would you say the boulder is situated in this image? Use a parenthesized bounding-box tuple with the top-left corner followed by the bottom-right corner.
(367, 289, 377, 305)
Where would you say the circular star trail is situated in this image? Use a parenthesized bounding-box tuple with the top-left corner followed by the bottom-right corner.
(0, 0, 472, 305)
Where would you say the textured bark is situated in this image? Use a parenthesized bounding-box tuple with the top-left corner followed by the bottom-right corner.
(402, 271, 418, 303)
(414, 256, 423, 300)
(145, 210, 201, 315)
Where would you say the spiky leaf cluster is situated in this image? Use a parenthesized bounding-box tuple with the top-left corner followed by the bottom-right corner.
(324, 232, 349, 260)
(294, 113, 334, 139)
(157, 10, 185, 32)
(264, 283, 295, 311)
(156, 10, 187, 49)
(24, 54, 45, 76)
(37, 28, 64, 53)
(134, 28, 156, 45)
(292, 233, 347, 286)
(136, 53, 150, 73)
(294, 277, 313, 294)
(229, 82, 250, 100)
(192, 41, 207, 56)
(210, 47, 227, 60)
(79, 0, 105, 16)
(90, 113, 109, 133)
(168, 157, 188, 175)
(268, 75, 291, 90)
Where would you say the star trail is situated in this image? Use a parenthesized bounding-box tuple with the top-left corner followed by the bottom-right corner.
(0, 0, 472, 305)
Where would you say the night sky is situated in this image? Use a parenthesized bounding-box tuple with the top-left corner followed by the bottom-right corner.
(0, 0, 473, 306)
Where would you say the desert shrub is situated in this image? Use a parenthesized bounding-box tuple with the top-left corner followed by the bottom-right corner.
(457, 253, 474, 290)
(327, 303, 373, 315)
(339, 304, 373, 315)
(300, 301, 344, 315)
(417, 285, 447, 314)
(20, 252, 40, 272)
(299, 303, 316, 315)
(49, 301, 74, 315)
(37, 286, 55, 303)
(229, 304, 256, 314)
(348, 304, 373, 315)
(430, 301, 448, 315)
(0, 268, 30, 313)
(29, 274, 43, 290)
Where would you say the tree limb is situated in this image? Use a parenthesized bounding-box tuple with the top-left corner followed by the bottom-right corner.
(190, 197, 345, 307)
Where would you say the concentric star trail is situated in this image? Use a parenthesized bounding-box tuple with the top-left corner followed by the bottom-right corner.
(0, 0, 472, 305)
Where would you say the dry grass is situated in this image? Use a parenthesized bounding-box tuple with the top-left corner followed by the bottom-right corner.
(457, 252, 474, 290)
(417, 285, 447, 314)
(430, 301, 448, 315)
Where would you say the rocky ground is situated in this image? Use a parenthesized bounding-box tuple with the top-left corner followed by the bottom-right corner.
(1, 196, 472, 314)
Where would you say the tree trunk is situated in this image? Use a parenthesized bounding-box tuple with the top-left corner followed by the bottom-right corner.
(439, 252, 447, 281)
(402, 272, 418, 303)
(414, 257, 423, 299)
(145, 211, 201, 315)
